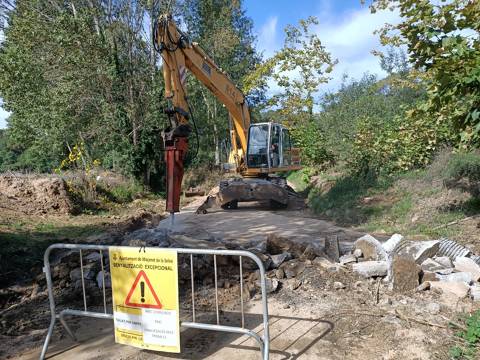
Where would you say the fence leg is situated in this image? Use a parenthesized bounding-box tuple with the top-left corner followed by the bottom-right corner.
(59, 313, 77, 342)
(39, 317, 56, 360)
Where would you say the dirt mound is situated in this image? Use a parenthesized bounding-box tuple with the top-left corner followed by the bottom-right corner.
(0, 174, 73, 215)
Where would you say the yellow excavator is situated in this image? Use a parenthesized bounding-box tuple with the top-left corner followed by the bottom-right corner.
(154, 14, 301, 216)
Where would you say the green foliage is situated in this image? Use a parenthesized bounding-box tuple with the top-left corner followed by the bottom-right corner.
(371, 0, 480, 147)
(450, 310, 480, 359)
(318, 71, 424, 166)
(351, 110, 452, 175)
(444, 151, 480, 198)
(98, 181, 145, 204)
(445, 151, 480, 182)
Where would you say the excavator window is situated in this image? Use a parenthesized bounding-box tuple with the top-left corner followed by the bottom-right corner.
(247, 123, 294, 169)
(246, 124, 269, 168)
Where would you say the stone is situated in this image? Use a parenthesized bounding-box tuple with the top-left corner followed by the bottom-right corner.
(339, 254, 357, 265)
(300, 245, 317, 261)
(470, 284, 480, 301)
(395, 240, 440, 264)
(270, 252, 291, 269)
(266, 233, 307, 258)
(275, 268, 285, 279)
(353, 248, 363, 258)
(354, 234, 387, 261)
(437, 272, 473, 284)
(312, 257, 339, 271)
(416, 282, 431, 292)
(281, 259, 306, 279)
(352, 261, 388, 278)
(426, 302, 441, 315)
(430, 281, 470, 300)
(421, 258, 446, 272)
(85, 252, 102, 262)
(453, 257, 480, 281)
(383, 233, 404, 253)
(69, 263, 99, 281)
(392, 255, 420, 292)
(96, 270, 111, 289)
(255, 278, 279, 293)
(285, 278, 302, 291)
(333, 281, 345, 290)
(325, 235, 340, 262)
(437, 268, 454, 275)
(434, 256, 453, 268)
(421, 271, 438, 283)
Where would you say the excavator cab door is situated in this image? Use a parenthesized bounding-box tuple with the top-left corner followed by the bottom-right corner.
(246, 123, 294, 170)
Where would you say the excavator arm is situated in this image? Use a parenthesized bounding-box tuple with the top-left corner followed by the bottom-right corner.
(154, 14, 252, 214)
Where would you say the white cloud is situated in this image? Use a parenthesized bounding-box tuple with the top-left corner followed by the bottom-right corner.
(317, 6, 401, 91)
(257, 16, 278, 57)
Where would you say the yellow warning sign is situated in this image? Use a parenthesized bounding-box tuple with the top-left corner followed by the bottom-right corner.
(110, 246, 180, 353)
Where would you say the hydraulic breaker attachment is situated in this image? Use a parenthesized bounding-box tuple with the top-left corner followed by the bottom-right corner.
(165, 137, 188, 213)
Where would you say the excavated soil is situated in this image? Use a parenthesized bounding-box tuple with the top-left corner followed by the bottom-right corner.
(0, 174, 73, 215)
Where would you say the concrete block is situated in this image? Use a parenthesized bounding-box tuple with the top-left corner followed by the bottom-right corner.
(352, 261, 388, 278)
(354, 234, 387, 261)
(454, 257, 480, 281)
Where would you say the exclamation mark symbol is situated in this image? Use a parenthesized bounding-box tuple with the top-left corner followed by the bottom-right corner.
(140, 281, 145, 303)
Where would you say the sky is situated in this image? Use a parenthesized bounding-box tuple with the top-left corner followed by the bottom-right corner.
(0, 1, 399, 129)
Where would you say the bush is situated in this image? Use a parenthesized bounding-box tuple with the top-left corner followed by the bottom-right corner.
(444, 151, 480, 198)
(97, 181, 145, 204)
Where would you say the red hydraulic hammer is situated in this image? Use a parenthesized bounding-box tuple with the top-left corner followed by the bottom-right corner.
(165, 137, 188, 213)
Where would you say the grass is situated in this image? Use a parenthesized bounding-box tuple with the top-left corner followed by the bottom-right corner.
(304, 149, 480, 241)
(450, 310, 480, 359)
(0, 223, 102, 287)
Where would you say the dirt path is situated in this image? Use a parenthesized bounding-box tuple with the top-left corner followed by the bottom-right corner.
(6, 203, 462, 360)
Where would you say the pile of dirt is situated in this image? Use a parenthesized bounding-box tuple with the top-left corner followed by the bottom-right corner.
(0, 174, 74, 215)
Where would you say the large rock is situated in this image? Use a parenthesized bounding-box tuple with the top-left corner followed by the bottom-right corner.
(354, 235, 386, 261)
(453, 257, 480, 281)
(324, 235, 340, 262)
(352, 261, 388, 278)
(392, 255, 420, 292)
(395, 240, 440, 264)
(382, 234, 404, 254)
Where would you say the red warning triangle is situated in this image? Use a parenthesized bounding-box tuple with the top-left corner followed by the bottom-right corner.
(125, 270, 163, 309)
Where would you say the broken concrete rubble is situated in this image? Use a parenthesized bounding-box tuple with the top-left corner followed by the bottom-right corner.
(421, 258, 446, 273)
(354, 234, 387, 261)
(453, 257, 480, 281)
(392, 255, 420, 292)
(339, 254, 356, 265)
(382, 233, 404, 254)
(430, 281, 470, 301)
(352, 261, 388, 278)
(394, 240, 440, 264)
(436, 272, 473, 284)
(434, 256, 453, 268)
(270, 252, 291, 268)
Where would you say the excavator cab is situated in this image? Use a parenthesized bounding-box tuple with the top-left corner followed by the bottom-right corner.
(246, 123, 298, 170)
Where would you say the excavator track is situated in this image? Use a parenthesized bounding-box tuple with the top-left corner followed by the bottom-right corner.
(196, 177, 303, 214)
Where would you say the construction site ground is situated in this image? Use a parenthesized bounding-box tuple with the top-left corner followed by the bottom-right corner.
(2, 196, 470, 360)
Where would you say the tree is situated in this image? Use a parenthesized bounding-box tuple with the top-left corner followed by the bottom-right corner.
(371, 0, 480, 147)
(245, 16, 336, 166)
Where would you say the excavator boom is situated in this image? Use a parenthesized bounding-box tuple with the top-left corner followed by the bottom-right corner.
(154, 14, 301, 215)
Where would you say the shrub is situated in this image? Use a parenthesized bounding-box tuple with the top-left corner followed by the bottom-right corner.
(444, 151, 480, 198)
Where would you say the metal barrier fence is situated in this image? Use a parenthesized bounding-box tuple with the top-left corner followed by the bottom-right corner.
(40, 243, 270, 360)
